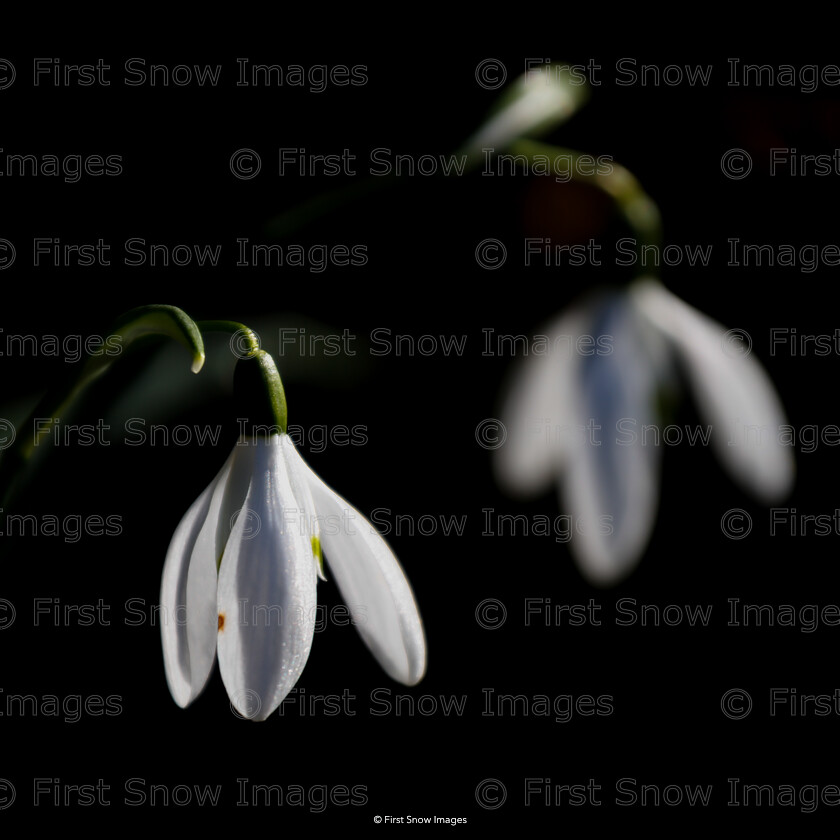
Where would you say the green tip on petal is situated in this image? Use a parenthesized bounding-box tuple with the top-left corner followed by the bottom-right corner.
(311, 535, 325, 579)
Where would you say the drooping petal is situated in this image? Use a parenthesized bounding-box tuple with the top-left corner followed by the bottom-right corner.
(561, 294, 666, 586)
(207, 438, 257, 564)
(631, 279, 794, 502)
(160, 452, 235, 708)
(291, 448, 426, 686)
(279, 434, 324, 580)
(494, 306, 590, 497)
(174, 440, 257, 706)
(217, 435, 317, 721)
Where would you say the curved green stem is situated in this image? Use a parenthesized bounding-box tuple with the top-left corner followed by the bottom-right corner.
(0, 305, 204, 509)
(198, 321, 287, 433)
(264, 66, 588, 237)
(508, 138, 663, 271)
(110, 305, 205, 374)
(197, 320, 261, 358)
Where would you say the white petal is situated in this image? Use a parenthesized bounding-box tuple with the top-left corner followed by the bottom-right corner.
(279, 434, 324, 580)
(631, 279, 794, 502)
(180, 440, 257, 703)
(204, 437, 257, 563)
(217, 436, 317, 721)
(561, 295, 664, 585)
(160, 454, 233, 708)
(494, 306, 589, 497)
(292, 449, 426, 685)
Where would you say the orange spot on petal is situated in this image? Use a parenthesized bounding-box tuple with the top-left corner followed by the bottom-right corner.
(218, 613, 225, 632)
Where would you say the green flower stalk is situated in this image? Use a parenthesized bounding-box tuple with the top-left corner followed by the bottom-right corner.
(0, 304, 204, 508)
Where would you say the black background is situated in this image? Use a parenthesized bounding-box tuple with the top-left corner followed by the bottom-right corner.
(2, 38, 839, 830)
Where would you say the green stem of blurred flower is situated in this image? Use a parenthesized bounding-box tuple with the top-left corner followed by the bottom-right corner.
(508, 138, 663, 271)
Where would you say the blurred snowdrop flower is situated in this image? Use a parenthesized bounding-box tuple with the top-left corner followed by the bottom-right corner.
(161, 432, 426, 721)
(495, 277, 794, 585)
(460, 65, 589, 168)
